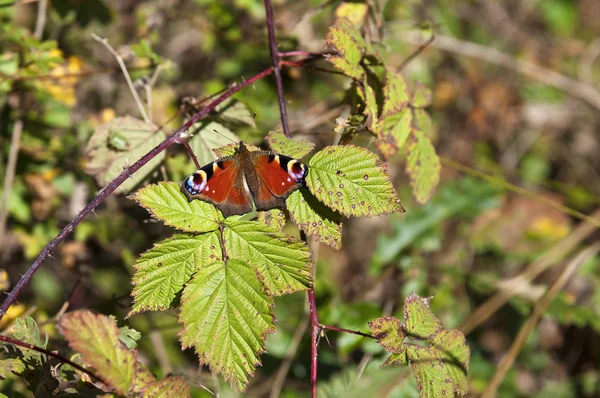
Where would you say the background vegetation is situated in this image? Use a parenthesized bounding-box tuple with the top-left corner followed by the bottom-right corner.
(1, 0, 600, 396)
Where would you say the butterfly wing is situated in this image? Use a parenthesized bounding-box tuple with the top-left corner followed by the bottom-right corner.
(250, 153, 308, 211)
(182, 158, 253, 217)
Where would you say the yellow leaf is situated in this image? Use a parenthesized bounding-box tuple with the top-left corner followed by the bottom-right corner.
(335, 2, 369, 27)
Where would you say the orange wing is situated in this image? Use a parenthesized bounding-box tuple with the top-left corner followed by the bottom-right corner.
(182, 158, 253, 217)
(252, 154, 308, 211)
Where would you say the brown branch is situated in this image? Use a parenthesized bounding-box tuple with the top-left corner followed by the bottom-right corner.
(264, 0, 291, 138)
(0, 335, 105, 385)
(0, 67, 275, 320)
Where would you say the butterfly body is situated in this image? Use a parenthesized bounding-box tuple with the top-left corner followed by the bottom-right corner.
(182, 142, 308, 217)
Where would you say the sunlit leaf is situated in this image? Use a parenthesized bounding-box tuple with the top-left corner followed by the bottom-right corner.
(0, 358, 25, 378)
(368, 316, 405, 354)
(325, 18, 367, 80)
(58, 311, 137, 396)
(256, 209, 286, 232)
(287, 188, 342, 249)
(266, 130, 315, 158)
(404, 293, 442, 339)
(432, 330, 469, 395)
(12, 317, 47, 362)
(358, 82, 383, 137)
(131, 181, 222, 233)
(335, 2, 369, 26)
(306, 145, 404, 217)
(179, 260, 276, 391)
(84, 116, 166, 194)
(224, 220, 313, 295)
(406, 130, 440, 204)
(376, 70, 411, 159)
(129, 232, 221, 316)
(405, 345, 454, 398)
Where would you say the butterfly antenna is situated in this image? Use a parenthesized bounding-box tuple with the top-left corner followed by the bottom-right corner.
(213, 129, 237, 144)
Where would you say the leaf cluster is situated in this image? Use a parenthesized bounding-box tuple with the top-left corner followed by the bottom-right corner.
(369, 293, 470, 398)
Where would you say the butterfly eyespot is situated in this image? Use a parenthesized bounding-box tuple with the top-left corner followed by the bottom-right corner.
(287, 161, 307, 182)
(183, 171, 207, 195)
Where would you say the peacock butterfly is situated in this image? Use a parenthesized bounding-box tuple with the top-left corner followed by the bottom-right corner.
(182, 141, 308, 217)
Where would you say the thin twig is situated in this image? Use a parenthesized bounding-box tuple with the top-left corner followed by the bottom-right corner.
(264, 0, 291, 138)
(278, 51, 317, 58)
(33, 0, 47, 39)
(482, 243, 600, 397)
(0, 119, 23, 254)
(397, 28, 434, 71)
(0, 335, 105, 384)
(91, 34, 151, 123)
(0, 67, 275, 320)
(401, 31, 600, 110)
(319, 324, 375, 339)
(181, 140, 202, 169)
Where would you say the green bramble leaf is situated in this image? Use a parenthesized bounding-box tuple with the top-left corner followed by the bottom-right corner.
(144, 376, 191, 397)
(405, 345, 455, 398)
(368, 316, 405, 354)
(376, 107, 412, 159)
(404, 293, 442, 339)
(189, 121, 240, 166)
(411, 82, 433, 108)
(0, 358, 25, 379)
(129, 232, 221, 316)
(84, 116, 166, 194)
(359, 81, 383, 136)
(406, 130, 441, 204)
(256, 209, 286, 232)
(131, 181, 222, 233)
(431, 330, 469, 395)
(325, 18, 367, 80)
(286, 188, 342, 250)
(224, 220, 313, 295)
(58, 311, 137, 396)
(266, 130, 315, 158)
(376, 70, 411, 159)
(13, 317, 47, 362)
(381, 352, 408, 367)
(306, 145, 404, 217)
(179, 259, 276, 391)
